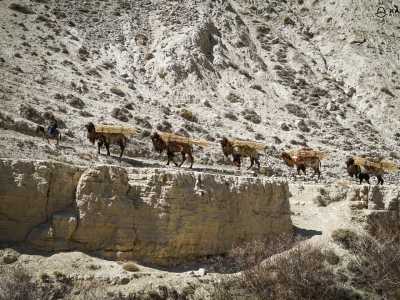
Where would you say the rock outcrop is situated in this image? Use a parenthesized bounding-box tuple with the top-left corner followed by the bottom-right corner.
(347, 185, 400, 234)
(0, 159, 292, 265)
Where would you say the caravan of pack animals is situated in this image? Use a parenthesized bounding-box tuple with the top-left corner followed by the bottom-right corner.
(40, 121, 400, 185)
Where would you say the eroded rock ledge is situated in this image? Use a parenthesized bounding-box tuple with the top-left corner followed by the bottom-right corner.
(0, 159, 292, 265)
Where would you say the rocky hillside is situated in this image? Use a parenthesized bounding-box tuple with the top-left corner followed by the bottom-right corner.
(1, 0, 400, 181)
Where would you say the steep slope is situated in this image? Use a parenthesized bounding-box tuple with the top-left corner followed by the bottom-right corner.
(1, 0, 399, 181)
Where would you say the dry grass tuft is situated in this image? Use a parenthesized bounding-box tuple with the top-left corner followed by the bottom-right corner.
(122, 262, 140, 272)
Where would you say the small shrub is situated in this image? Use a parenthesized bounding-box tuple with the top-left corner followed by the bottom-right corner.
(323, 249, 340, 265)
(0, 266, 37, 300)
(111, 107, 132, 122)
(180, 109, 198, 123)
(331, 229, 358, 249)
(241, 109, 261, 124)
(67, 94, 85, 109)
(19, 104, 44, 124)
(86, 264, 101, 271)
(110, 87, 126, 97)
(122, 262, 140, 272)
(226, 92, 243, 103)
(9, 3, 34, 14)
(224, 111, 238, 121)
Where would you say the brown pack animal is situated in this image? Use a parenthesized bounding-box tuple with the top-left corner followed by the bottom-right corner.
(281, 150, 321, 179)
(36, 125, 61, 145)
(85, 122, 127, 159)
(151, 132, 194, 168)
(346, 157, 383, 185)
(220, 137, 261, 170)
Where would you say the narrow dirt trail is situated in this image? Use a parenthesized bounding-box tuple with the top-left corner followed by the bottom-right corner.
(289, 184, 358, 247)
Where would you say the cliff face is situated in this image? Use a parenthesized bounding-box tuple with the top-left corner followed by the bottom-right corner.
(0, 159, 292, 265)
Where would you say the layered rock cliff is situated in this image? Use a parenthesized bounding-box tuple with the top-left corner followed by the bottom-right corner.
(0, 159, 292, 265)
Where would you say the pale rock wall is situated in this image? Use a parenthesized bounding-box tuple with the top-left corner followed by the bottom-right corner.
(347, 185, 400, 234)
(0, 159, 292, 265)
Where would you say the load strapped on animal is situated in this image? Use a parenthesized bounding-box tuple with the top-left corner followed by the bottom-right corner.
(94, 124, 137, 138)
(281, 147, 327, 179)
(352, 156, 399, 173)
(220, 137, 266, 170)
(287, 148, 328, 164)
(150, 131, 209, 168)
(157, 131, 209, 148)
(230, 139, 266, 152)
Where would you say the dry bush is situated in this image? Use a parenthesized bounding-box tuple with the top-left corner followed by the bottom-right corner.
(331, 228, 359, 249)
(344, 225, 400, 299)
(229, 234, 293, 270)
(122, 262, 140, 272)
(0, 266, 52, 300)
(180, 109, 198, 123)
(212, 240, 359, 300)
(241, 108, 261, 124)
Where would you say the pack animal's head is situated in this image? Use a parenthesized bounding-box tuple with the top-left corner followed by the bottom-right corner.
(281, 152, 295, 167)
(346, 157, 360, 177)
(346, 157, 355, 167)
(36, 125, 45, 135)
(151, 132, 166, 153)
(85, 122, 96, 144)
(220, 137, 233, 157)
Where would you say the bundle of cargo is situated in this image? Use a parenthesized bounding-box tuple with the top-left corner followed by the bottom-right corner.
(287, 148, 328, 161)
(353, 156, 399, 173)
(231, 139, 266, 151)
(157, 131, 209, 147)
(95, 124, 137, 138)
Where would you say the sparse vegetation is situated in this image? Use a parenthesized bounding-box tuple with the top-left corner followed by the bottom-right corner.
(111, 107, 132, 122)
(211, 240, 360, 300)
(122, 262, 140, 272)
(331, 228, 359, 249)
(110, 87, 126, 97)
(180, 109, 198, 123)
(241, 108, 261, 124)
(9, 3, 34, 14)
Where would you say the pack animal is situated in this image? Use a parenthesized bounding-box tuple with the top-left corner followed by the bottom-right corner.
(281, 151, 321, 179)
(220, 137, 261, 170)
(346, 158, 383, 185)
(151, 132, 194, 168)
(36, 125, 61, 145)
(85, 122, 127, 159)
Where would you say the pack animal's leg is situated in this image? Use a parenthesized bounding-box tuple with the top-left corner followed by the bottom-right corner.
(179, 152, 186, 167)
(377, 175, 384, 185)
(297, 166, 301, 176)
(255, 157, 261, 170)
(167, 151, 178, 166)
(119, 142, 125, 159)
(188, 152, 194, 169)
(97, 141, 103, 154)
(105, 142, 110, 156)
(247, 157, 254, 170)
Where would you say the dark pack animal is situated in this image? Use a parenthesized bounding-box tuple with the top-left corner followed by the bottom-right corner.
(85, 122, 127, 159)
(36, 125, 61, 145)
(151, 132, 194, 168)
(281, 151, 321, 179)
(220, 137, 261, 170)
(346, 158, 383, 185)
